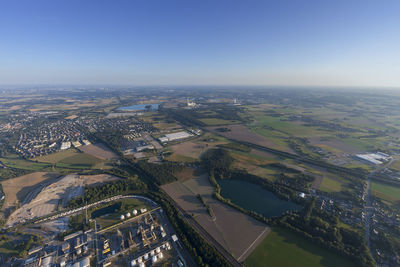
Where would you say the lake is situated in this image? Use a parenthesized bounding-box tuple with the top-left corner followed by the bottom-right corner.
(218, 179, 302, 217)
(117, 103, 159, 111)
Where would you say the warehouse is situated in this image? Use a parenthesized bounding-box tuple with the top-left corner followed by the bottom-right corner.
(159, 131, 192, 143)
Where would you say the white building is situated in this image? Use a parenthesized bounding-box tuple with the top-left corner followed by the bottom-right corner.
(159, 131, 193, 143)
(60, 142, 71, 150)
(355, 152, 391, 165)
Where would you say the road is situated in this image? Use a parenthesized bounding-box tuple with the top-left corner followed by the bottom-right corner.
(364, 158, 395, 251)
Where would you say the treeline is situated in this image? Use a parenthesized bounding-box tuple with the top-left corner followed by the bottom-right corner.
(201, 148, 233, 179)
(0, 166, 31, 180)
(197, 194, 213, 217)
(165, 109, 206, 127)
(67, 175, 146, 208)
(266, 163, 302, 174)
(90, 128, 124, 156)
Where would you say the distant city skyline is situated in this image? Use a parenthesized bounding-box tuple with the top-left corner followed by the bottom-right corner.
(1, 0, 399, 87)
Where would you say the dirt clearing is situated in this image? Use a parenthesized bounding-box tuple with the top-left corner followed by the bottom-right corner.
(1, 172, 59, 214)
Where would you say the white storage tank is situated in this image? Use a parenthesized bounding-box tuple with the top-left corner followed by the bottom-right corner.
(144, 253, 149, 260)
(131, 260, 137, 267)
(133, 209, 138, 215)
(137, 257, 142, 263)
(156, 247, 161, 253)
(126, 212, 131, 218)
(120, 214, 125, 220)
(152, 256, 157, 264)
(159, 252, 164, 259)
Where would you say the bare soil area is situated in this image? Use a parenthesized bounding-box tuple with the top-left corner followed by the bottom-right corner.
(80, 174, 120, 187)
(5, 173, 120, 227)
(1, 172, 59, 215)
(162, 174, 270, 262)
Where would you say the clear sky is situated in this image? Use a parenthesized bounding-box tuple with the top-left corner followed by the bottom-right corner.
(0, 0, 399, 87)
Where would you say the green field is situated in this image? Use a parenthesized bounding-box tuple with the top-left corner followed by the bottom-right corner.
(90, 199, 148, 229)
(0, 154, 51, 171)
(388, 160, 400, 172)
(59, 153, 101, 166)
(252, 114, 328, 137)
(371, 181, 400, 203)
(245, 228, 354, 267)
(35, 149, 104, 169)
(319, 177, 342, 192)
(199, 118, 240, 125)
(36, 149, 80, 164)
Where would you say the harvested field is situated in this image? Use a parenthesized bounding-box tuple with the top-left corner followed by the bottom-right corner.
(1, 172, 59, 214)
(207, 124, 293, 152)
(5, 173, 120, 227)
(162, 174, 270, 262)
(167, 138, 227, 162)
(78, 143, 119, 160)
(309, 137, 363, 154)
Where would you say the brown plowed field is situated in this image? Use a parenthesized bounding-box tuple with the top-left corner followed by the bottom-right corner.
(161, 174, 270, 262)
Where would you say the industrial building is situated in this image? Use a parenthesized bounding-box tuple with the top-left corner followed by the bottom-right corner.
(355, 152, 391, 165)
(158, 131, 192, 143)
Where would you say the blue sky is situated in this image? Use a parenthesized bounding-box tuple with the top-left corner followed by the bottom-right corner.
(0, 0, 399, 87)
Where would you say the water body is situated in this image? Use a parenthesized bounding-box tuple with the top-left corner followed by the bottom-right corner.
(117, 103, 159, 111)
(218, 179, 302, 217)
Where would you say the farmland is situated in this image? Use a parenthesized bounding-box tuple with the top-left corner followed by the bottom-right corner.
(35, 147, 111, 169)
(371, 181, 400, 203)
(161, 173, 270, 262)
(164, 133, 228, 162)
(207, 124, 294, 152)
(245, 228, 355, 267)
(78, 143, 119, 160)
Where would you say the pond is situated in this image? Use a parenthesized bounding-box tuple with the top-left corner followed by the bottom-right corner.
(218, 179, 302, 217)
(91, 203, 121, 219)
(117, 103, 159, 111)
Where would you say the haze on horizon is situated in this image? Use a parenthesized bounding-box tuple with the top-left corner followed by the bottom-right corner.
(0, 0, 399, 88)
